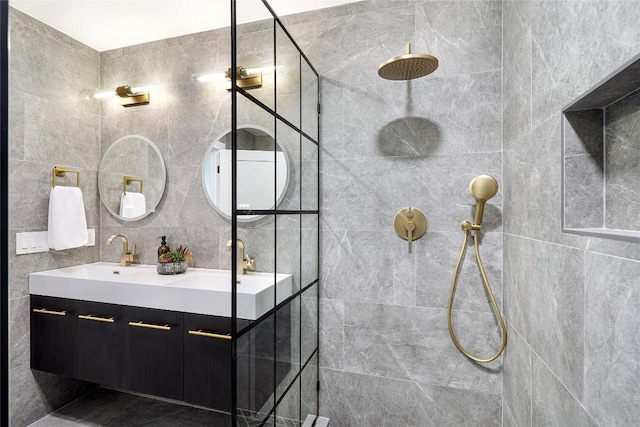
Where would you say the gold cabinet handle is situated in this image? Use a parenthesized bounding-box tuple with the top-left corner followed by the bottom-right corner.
(128, 321, 171, 331)
(78, 314, 115, 323)
(33, 308, 67, 316)
(188, 330, 232, 340)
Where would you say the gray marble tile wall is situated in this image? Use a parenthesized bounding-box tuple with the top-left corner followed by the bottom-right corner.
(605, 88, 640, 231)
(8, 7, 100, 427)
(502, 1, 640, 426)
(99, 25, 233, 268)
(283, 1, 504, 425)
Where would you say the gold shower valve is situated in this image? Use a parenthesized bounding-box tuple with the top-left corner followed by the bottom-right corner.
(394, 207, 427, 252)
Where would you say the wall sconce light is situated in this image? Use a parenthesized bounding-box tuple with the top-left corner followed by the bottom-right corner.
(116, 85, 150, 107)
(93, 84, 160, 107)
(192, 66, 265, 91)
(226, 67, 262, 90)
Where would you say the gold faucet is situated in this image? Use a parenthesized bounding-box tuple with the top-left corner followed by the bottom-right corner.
(226, 239, 255, 275)
(106, 234, 140, 266)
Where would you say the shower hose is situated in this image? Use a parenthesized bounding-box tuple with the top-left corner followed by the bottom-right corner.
(447, 222, 507, 363)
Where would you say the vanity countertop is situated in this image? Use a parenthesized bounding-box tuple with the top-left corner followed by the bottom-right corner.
(29, 262, 292, 320)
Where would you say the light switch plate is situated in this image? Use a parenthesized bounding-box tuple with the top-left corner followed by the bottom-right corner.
(16, 229, 96, 254)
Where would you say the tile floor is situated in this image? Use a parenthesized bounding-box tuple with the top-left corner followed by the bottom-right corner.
(29, 388, 230, 427)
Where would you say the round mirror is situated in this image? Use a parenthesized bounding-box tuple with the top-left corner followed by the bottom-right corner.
(98, 135, 166, 221)
(203, 126, 290, 221)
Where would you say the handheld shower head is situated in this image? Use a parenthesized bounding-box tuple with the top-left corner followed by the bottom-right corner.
(469, 175, 498, 226)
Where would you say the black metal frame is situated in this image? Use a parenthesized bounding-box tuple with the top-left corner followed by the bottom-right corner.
(1, 1, 10, 425)
(231, 1, 320, 425)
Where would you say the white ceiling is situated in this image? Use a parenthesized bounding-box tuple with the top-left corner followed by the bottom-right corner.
(10, 0, 362, 51)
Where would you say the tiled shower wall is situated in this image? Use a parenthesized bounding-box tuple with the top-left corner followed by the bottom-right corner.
(284, 2, 504, 425)
(502, 1, 640, 426)
(8, 8, 100, 427)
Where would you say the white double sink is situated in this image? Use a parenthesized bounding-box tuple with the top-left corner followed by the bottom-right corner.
(29, 262, 293, 320)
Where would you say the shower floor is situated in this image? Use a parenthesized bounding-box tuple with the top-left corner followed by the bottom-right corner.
(28, 388, 230, 427)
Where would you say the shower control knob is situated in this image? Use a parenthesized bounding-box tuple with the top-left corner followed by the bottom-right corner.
(405, 221, 416, 240)
(394, 207, 427, 253)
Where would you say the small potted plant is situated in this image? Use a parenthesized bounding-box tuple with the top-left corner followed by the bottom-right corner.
(157, 245, 190, 275)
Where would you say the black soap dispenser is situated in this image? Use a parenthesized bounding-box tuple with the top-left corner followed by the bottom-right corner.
(157, 236, 170, 259)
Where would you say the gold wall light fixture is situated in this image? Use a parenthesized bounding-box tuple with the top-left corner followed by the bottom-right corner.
(192, 66, 284, 91)
(93, 84, 160, 107)
(115, 85, 149, 107)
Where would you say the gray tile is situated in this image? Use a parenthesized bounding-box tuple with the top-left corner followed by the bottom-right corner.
(563, 110, 604, 158)
(321, 152, 502, 233)
(502, 322, 532, 427)
(504, 235, 585, 399)
(605, 89, 640, 231)
(167, 99, 231, 169)
(10, 364, 96, 427)
(321, 229, 416, 306)
(584, 252, 640, 426)
(23, 94, 100, 169)
(318, 82, 344, 160)
(343, 302, 501, 395)
(9, 296, 29, 369)
(9, 89, 25, 161)
(320, 368, 500, 427)
(563, 153, 604, 229)
(585, 237, 640, 262)
(531, 1, 640, 129)
(532, 355, 597, 427)
(415, 0, 502, 77)
(8, 13, 99, 114)
(503, 114, 586, 248)
(9, 7, 98, 60)
(502, 0, 532, 149)
(288, 4, 416, 88)
(341, 72, 501, 159)
(319, 298, 344, 370)
(29, 388, 230, 427)
(416, 231, 502, 312)
(301, 354, 318, 420)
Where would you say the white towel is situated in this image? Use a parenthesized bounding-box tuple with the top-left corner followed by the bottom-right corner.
(47, 186, 88, 250)
(119, 192, 146, 218)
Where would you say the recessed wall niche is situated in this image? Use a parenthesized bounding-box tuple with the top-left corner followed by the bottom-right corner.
(562, 53, 640, 242)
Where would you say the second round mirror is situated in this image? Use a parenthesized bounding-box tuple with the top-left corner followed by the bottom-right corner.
(203, 126, 290, 222)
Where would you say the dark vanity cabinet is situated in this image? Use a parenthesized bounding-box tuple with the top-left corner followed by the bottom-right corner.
(30, 295, 236, 412)
(30, 295, 78, 378)
(184, 313, 232, 410)
(125, 306, 184, 400)
(76, 300, 126, 389)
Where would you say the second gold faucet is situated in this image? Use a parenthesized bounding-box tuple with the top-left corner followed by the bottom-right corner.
(226, 239, 255, 275)
(107, 234, 140, 266)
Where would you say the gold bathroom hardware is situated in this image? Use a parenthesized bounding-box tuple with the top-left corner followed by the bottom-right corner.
(378, 42, 439, 80)
(226, 239, 256, 275)
(106, 234, 140, 266)
(78, 314, 115, 323)
(188, 330, 232, 340)
(225, 67, 262, 90)
(448, 175, 507, 363)
(33, 308, 67, 316)
(52, 166, 80, 188)
(394, 207, 427, 253)
(128, 321, 171, 331)
(93, 84, 159, 106)
(116, 85, 150, 107)
(123, 175, 143, 194)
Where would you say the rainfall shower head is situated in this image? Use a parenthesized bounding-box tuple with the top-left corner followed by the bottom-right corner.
(469, 175, 498, 226)
(378, 42, 438, 81)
